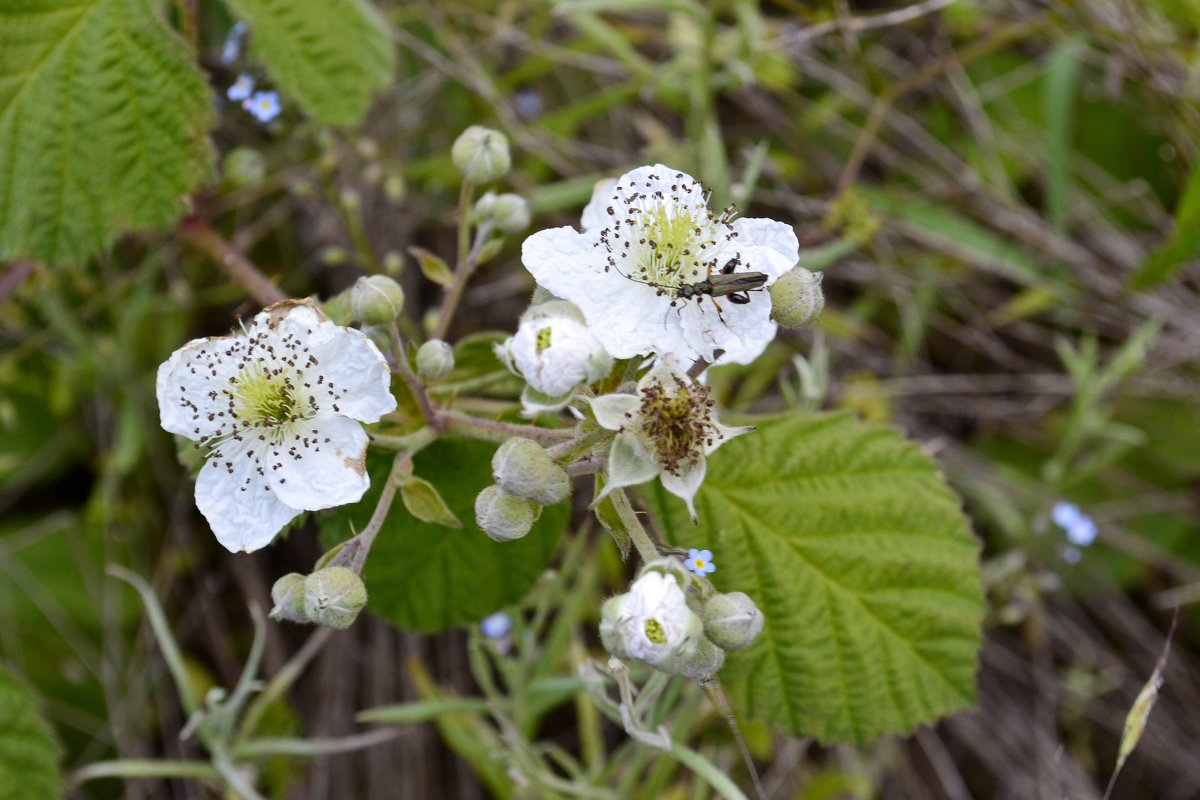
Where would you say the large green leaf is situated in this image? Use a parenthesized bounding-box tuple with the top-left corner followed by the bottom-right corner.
(224, 0, 394, 126)
(0, 665, 60, 800)
(321, 439, 567, 632)
(640, 412, 983, 745)
(0, 0, 215, 266)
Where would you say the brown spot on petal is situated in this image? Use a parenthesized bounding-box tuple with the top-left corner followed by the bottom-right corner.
(264, 298, 328, 328)
(344, 453, 366, 476)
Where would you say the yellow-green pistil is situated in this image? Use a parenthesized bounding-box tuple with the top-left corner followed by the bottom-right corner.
(643, 617, 667, 645)
(231, 365, 305, 429)
(638, 375, 719, 475)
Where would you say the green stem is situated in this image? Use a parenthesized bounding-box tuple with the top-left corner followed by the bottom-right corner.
(440, 410, 574, 445)
(432, 181, 476, 339)
(237, 627, 334, 743)
(388, 324, 443, 431)
(230, 729, 403, 760)
(72, 759, 218, 785)
(610, 490, 662, 564)
(107, 567, 199, 717)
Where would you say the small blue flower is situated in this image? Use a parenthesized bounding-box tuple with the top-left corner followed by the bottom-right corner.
(245, 91, 281, 123)
(220, 21, 248, 65)
(480, 611, 513, 639)
(685, 548, 716, 575)
(1051, 501, 1097, 548)
(227, 74, 254, 102)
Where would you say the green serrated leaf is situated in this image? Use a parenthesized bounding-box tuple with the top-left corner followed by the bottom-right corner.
(640, 412, 983, 745)
(409, 246, 454, 286)
(225, 0, 394, 126)
(401, 475, 463, 528)
(0, 0, 216, 266)
(0, 665, 61, 800)
(321, 439, 567, 632)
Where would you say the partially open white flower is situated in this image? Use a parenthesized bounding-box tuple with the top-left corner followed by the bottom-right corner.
(590, 358, 751, 520)
(496, 301, 611, 415)
(157, 300, 396, 553)
(522, 165, 799, 365)
(599, 571, 702, 668)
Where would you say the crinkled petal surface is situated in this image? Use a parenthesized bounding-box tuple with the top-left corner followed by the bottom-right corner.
(157, 335, 245, 440)
(270, 416, 370, 511)
(195, 438, 302, 552)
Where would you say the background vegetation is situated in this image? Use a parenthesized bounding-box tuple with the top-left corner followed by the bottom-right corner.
(2, 0, 1199, 797)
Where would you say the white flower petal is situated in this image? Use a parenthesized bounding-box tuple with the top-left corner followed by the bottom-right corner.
(660, 459, 707, 522)
(195, 438, 302, 553)
(580, 178, 618, 231)
(675, 292, 777, 365)
(589, 393, 638, 431)
(521, 226, 601, 301)
(732, 218, 800, 281)
(612, 165, 707, 216)
(270, 416, 370, 511)
(600, 431, 659, 496)
(708, 422, 754, 455)
(156, 335, 245, 440)
(301, 326, 396, 422)
(510, 314, 608, 397)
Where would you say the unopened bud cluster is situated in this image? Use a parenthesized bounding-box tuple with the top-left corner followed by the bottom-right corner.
(475, 191, 531, 234)
(475, 437, 572, 541)
(270, 566, 368, 630)
(599, 560, 764, 682)
(416, 339, 455, 381)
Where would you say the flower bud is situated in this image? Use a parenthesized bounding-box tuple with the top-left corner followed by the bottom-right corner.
(350, 275, 406, 326)
(701, 591, 764, 652)
(303, 567, 368, 630)
(451, 126, 511, 184)
(269, 573, 310, 624)
(474, 485, 539, 541)
(492, 437, 570, 505)
(599, 572, 702, 669)
(665, 637, 725, 682)
(499, 308, 611, 399)
(222, 147, 266, 187)
(475, 191, 531, 233)
(416, 339, 455, 381)
(769, 268, 824, 328)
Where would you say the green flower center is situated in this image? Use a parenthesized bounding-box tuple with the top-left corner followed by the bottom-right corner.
(643, 618, 667, 645)
(638, 375, 717, 475)
(635, 205, 704, 288)
(232, 365, 304, 428)
(535, 326, 553, 353)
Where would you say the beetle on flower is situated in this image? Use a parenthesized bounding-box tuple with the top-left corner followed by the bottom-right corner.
(156, 300, 396, 552)
(522, 165, 800, 366)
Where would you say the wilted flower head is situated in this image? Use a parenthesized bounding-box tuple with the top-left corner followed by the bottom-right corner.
(156, 300, 396, 552)
(522, 165, 800, 365)
(497, 301, 611, 415)
(590, 358, 751, 520)
(600, 570, 702, 668)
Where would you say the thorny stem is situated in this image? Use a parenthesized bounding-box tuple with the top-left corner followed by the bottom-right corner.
(432, 181, 483, 339)
(388, 323, 444, 431)
(179, 218, 287, 307)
